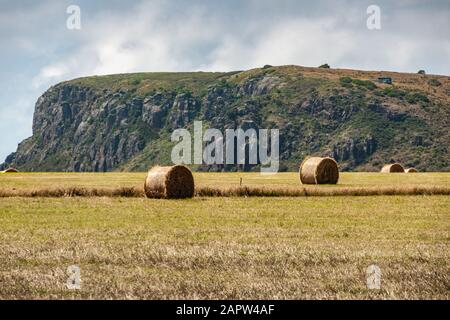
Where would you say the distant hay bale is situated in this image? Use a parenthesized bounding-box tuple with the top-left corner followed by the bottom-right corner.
(299, 157, 339, 185)
(1, 168, 19, 173)
(144, 165, 194, 199)
(381, 163, 404, 173)
(405, 167, 418, 173)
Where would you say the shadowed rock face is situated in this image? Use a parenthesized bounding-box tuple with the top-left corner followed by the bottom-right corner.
(331, 135, 377, 167)
(2, 66, 449, 172)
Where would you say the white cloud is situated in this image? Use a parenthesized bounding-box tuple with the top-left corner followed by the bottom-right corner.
(31, 0, 450, 89)
(1, 0, 450, 162)
(207, 18, 358, 70)
(32, 63, 70, 89)
(31, 0, 227, 86)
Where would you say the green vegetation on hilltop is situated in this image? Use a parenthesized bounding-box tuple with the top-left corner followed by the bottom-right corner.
(2, 65, 449, 172)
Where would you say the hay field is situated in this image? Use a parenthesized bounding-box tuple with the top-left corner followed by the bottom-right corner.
(0, 172, 449, 299)
(1, 171, 449, 191)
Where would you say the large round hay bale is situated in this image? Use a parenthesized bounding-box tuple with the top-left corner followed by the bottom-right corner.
(299, 157, 339, 184)
(380, 163, 404, 173)
(405, 167, 418, 173)
(144, 165, 194, 199)
(2, 168, 19, 173)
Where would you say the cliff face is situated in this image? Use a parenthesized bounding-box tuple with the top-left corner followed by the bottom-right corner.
(2, 66, 449, 172)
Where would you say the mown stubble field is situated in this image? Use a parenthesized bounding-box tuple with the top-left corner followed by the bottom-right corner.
(0, 172, 449, 299)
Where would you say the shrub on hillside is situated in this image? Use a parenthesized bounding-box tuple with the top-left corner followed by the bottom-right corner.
(406, 92, 430, 104)
(339, 76, 353, 88)
(428, 78, 442, 86)
(339, 76, 352, 84)
(352, 79, 377, 90)
(382, 87, 407, 98)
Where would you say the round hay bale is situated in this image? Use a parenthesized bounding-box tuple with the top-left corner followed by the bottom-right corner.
(405, 167, 418, 173)
(299, 157, 339, 184)
(144, 165, 194, 199)
(380, 163, 404, 173)
(3, 168, 19, 173)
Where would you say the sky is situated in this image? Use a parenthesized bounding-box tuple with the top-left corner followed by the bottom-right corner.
(0, 0, 449, 162)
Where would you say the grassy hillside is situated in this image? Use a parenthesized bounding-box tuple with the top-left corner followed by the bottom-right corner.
(3, 65, 449, 172)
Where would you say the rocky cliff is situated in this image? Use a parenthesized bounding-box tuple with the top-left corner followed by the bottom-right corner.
(2, 65, 449, 172)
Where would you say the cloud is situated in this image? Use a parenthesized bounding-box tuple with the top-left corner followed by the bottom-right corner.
(31, 0, 450, 87)
(207, 17, 358, 70)
(1, 0, 450, 161)
(31, 0, 223, 84)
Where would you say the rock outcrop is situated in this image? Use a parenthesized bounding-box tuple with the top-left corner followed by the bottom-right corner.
(2, 66, 449, 172)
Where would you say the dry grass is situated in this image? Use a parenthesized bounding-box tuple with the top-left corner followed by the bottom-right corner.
(0, 172, 449, 198)
(1, 172, 448, 190)
(196, 185, 450, 197)
(0, 185, 448, 198)
(0, 186, 143, 198)
(0, 196, 448, 299)
(272, 65, 450, 101)
(0, 172, 448, 299)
